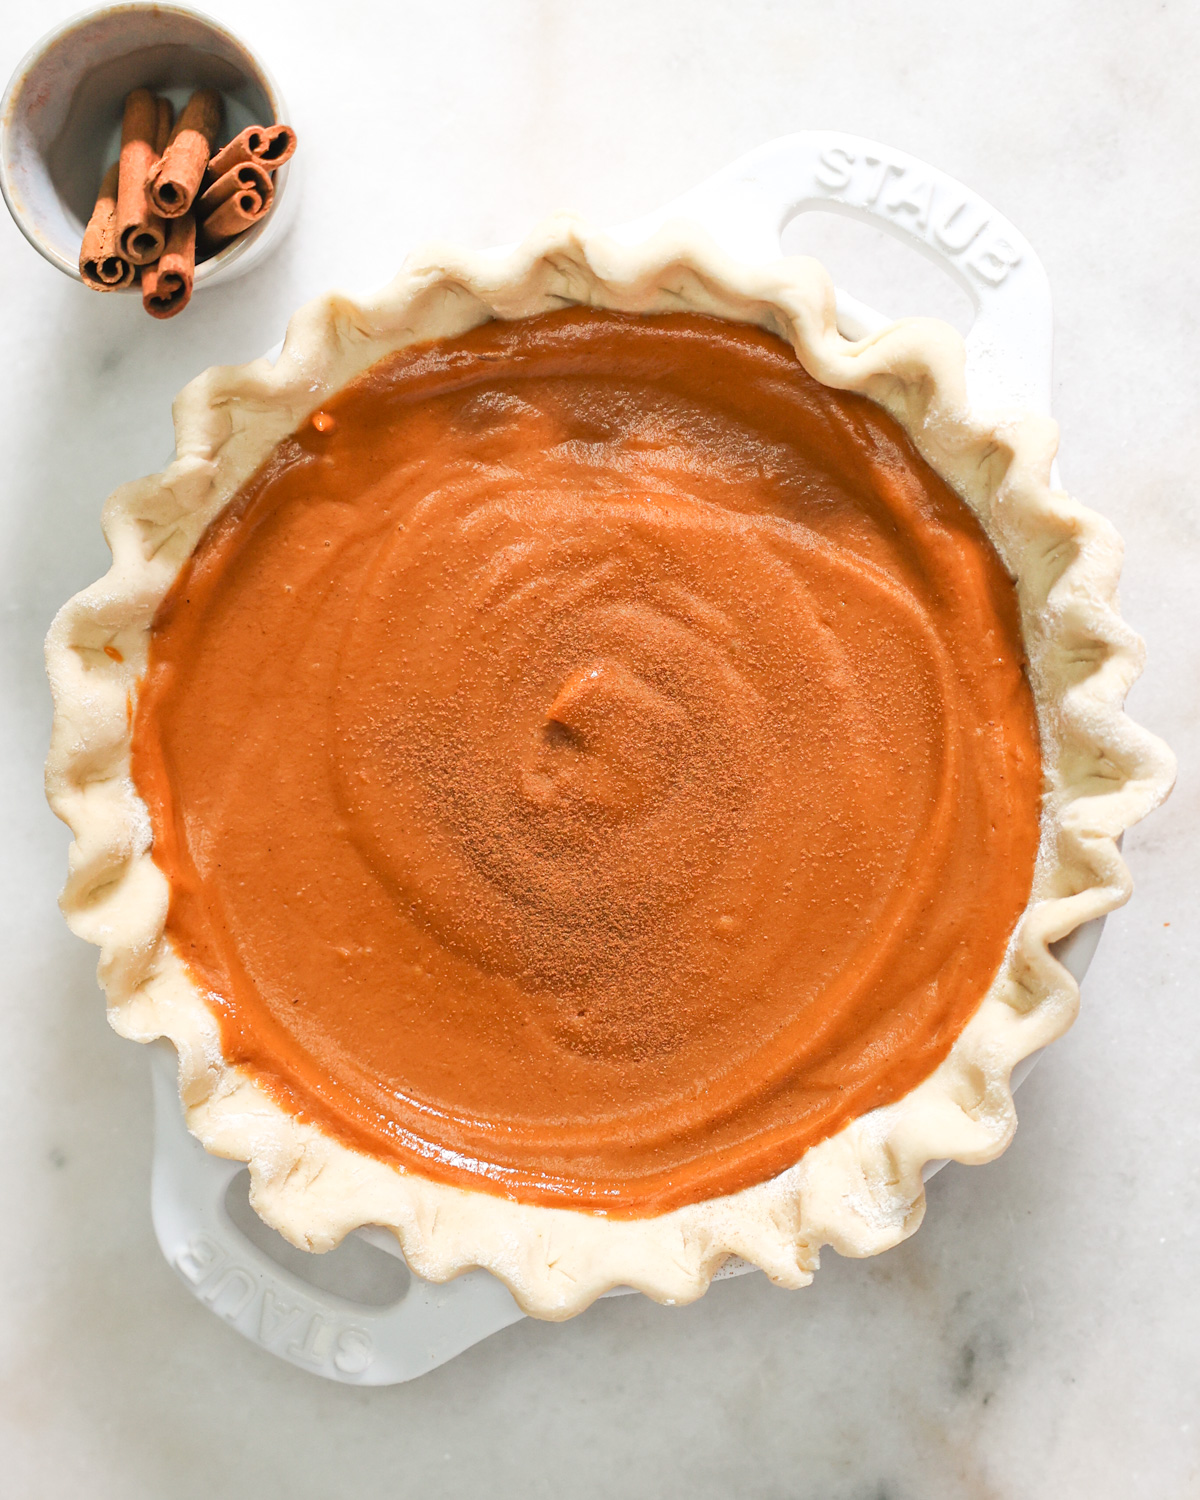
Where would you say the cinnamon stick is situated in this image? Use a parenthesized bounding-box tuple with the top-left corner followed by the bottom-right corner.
(197, 190, 268, 251)
(147, 88, 222, 218)
(206, 123, 297, 179)
(78, 162, 134, 290)
(197, 160, 274, 217)
(142, 212, 196, 319)
(116, 89, 169, 265)
(195, 160, 274, 250)
(155, 96, 174, 154)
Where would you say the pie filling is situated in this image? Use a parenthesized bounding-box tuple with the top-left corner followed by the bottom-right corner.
(132, 309, 1042, 1215)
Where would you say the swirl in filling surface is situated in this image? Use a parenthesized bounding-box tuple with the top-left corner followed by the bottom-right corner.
(132, 310, 1042, 1215)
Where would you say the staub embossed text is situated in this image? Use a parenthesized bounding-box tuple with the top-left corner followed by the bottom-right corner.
(813, 145, 1022, 286)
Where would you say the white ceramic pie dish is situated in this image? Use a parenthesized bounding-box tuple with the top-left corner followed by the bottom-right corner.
(45, 132, 1174, 1382)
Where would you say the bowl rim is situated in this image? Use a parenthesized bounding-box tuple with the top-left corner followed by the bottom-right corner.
(0, 0, 291, 288)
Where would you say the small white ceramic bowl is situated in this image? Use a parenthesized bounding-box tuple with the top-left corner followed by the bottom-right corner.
(0, 2, 297, 291)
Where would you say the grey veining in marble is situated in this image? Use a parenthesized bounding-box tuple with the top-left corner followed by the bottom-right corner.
(2, 2, 1197, 1496)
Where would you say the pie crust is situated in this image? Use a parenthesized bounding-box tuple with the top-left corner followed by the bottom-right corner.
(45, 216, 1175, 1320)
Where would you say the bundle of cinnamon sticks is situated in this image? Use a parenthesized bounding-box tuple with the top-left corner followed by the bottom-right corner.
(79, 87, 297, 320)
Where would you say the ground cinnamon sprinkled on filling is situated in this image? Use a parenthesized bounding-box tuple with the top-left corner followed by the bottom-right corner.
(132, 309, 1042, 1215)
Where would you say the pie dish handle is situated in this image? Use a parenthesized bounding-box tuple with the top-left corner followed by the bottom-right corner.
(148, 1042, 525, 1384)
(614, 130, 1054, 418)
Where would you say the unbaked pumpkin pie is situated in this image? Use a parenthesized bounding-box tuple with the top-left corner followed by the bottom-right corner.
(46, 220, 1174, 1318)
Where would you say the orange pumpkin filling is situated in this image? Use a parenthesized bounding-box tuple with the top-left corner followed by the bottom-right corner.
(132, 309, 1042, 1215)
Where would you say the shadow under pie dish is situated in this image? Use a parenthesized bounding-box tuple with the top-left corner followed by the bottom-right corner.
(46, 217, 1174, 1320)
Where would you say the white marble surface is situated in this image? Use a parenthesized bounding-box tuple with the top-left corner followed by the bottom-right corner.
(2, 1, 1197, 1495)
